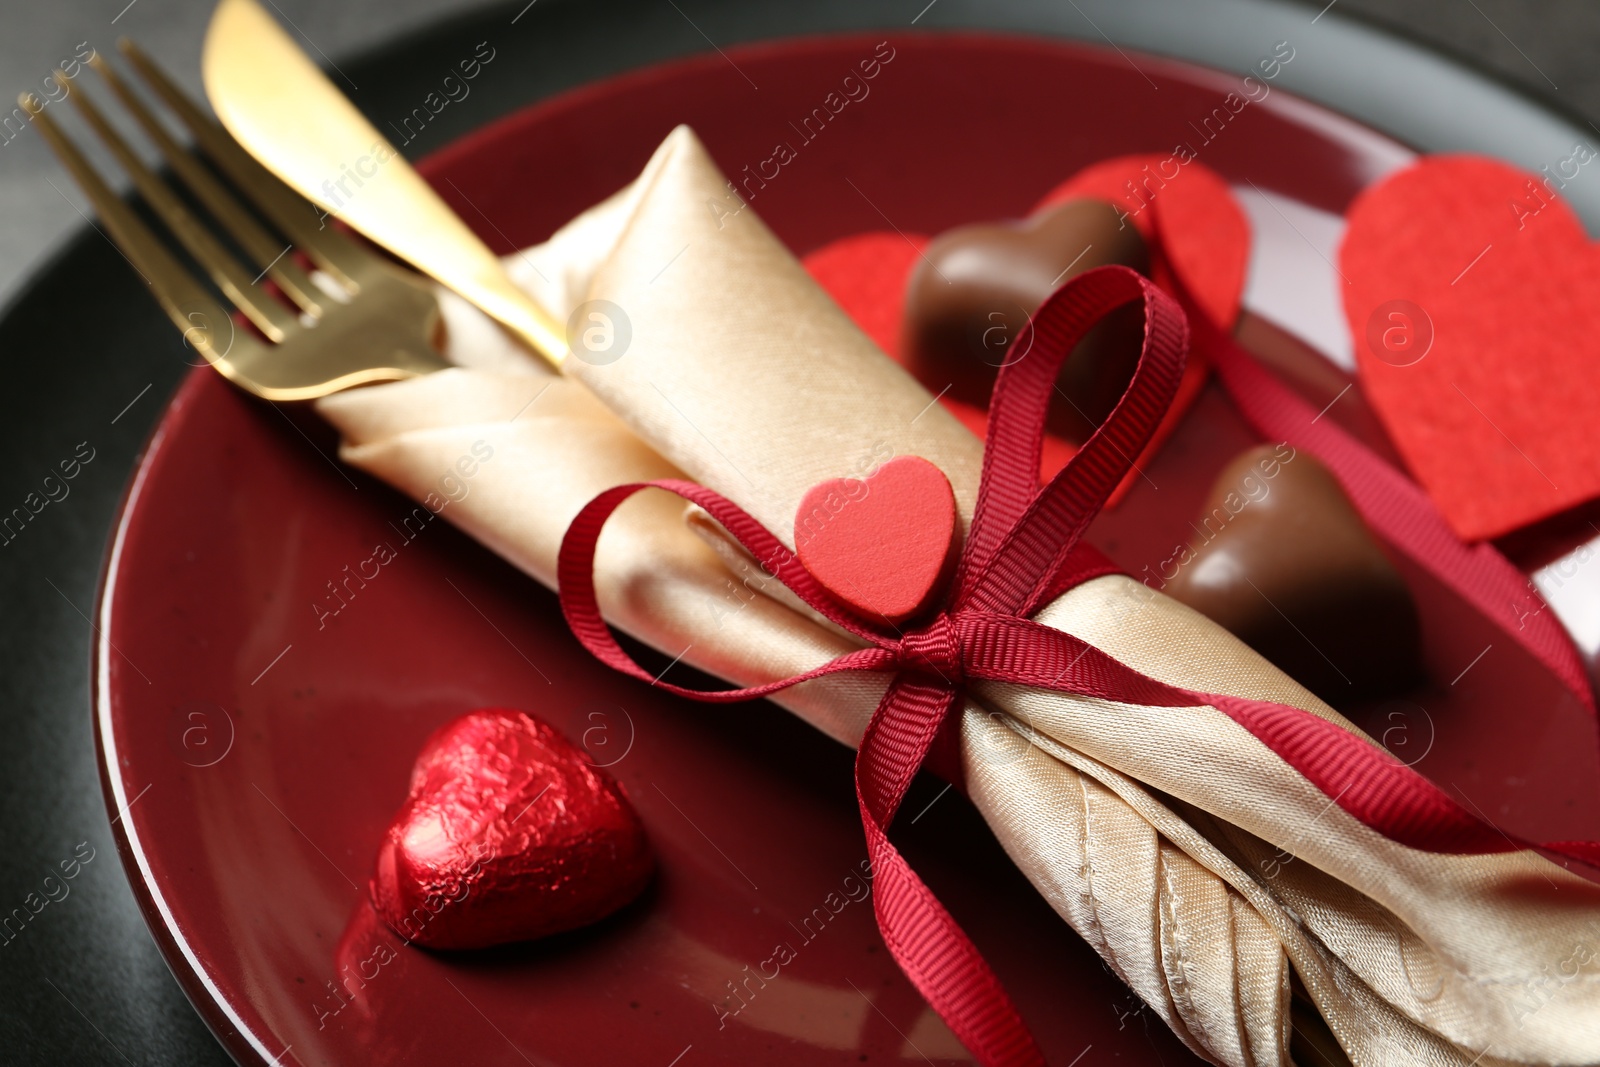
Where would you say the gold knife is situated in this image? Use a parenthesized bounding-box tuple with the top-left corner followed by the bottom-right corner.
(201, 0, 569, 368)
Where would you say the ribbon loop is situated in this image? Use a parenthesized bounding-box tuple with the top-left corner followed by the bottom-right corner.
(958, 267, 1189, 616)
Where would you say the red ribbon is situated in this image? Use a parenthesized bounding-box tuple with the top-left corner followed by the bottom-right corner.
(558, 265, 1600, 1066)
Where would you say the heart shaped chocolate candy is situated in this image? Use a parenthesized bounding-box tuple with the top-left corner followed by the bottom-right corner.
(902, 198, 1149, 442)
(1164, 445, 1421, 704)
(370, 708, 652, 950)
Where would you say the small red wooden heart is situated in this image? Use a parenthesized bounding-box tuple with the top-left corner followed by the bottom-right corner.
(1341, 154, 1600, 540)
(795, 455, 957, 623)
(370, 708, 652, 950)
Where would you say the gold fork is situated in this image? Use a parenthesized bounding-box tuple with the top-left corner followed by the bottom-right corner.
(30, 40, 458, 401)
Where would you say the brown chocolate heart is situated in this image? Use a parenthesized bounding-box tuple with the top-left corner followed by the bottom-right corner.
(1163, 445, 1421, 704)
(902, 198, 1149, 442)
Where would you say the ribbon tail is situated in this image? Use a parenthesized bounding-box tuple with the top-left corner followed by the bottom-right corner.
(955, 613, 1600, 869)
(1201, 688, 1600, 871)
(857, 674, 1046, 1067)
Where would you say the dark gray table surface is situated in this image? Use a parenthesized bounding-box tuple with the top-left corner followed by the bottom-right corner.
(2, 1, 1597, 1063)
(5, 0, 1600, 308)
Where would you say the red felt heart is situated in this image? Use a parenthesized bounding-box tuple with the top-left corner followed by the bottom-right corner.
(370, 708, 652, 950)
(1341, 155, 1600, 541)
(1033, 153, 1250, 329)
(795, 455, 957, 622)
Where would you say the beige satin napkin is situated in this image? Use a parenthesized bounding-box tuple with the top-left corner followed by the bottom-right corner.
(317, 127, 1600, 1067)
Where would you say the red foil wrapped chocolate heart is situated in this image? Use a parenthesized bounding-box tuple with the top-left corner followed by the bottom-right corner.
(370, 708, 652, 950)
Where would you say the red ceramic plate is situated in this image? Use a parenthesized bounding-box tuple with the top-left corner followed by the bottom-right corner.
(95, 32, 1600, 1067)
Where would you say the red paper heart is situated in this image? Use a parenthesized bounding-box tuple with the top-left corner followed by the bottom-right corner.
(795, 455, 957, 622)
(1033, 152, 1250, 330)
(370, 708, 652, 950)
(1341, 155, 1600, 540)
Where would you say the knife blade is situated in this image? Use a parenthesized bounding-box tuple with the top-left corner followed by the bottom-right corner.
(201, 0, 569, 368)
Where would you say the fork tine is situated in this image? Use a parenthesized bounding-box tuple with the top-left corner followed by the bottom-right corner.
(87, 51, 327, 318)
(118, 38, 367, 292)
(29, 92, 268, 382)
(62, 70, 299, 342)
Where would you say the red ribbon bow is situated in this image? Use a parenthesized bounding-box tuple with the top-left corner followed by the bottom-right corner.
(559, 265, 1600, 1066)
